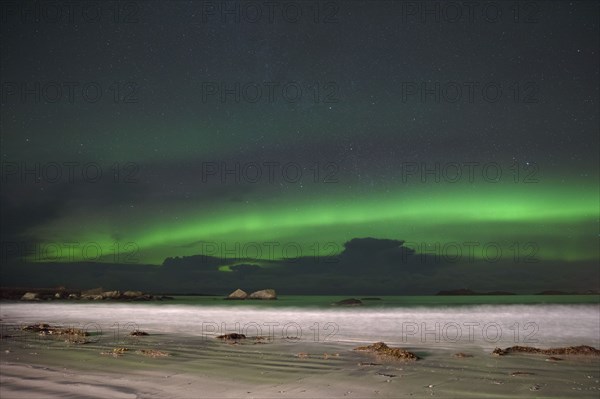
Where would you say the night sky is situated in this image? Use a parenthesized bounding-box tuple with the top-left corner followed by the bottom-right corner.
(0, 1, 598, 294)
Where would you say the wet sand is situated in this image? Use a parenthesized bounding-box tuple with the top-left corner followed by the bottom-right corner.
(2, 326, 599, 398)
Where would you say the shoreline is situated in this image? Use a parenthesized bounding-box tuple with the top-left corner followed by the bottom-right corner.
(2, 333, 599, 399)
(1, 301, 599, 398)
(0, 345, 600, 399)
(3, 286, 599, 303)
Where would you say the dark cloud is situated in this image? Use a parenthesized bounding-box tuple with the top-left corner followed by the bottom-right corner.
(5, 237, 597, 295)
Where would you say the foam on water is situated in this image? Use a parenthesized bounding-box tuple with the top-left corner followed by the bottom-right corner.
(2, 302, 598, 351)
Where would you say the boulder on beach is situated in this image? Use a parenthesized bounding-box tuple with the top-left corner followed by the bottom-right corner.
(82, 287, 103, 296)
(122, 291, 144, 298)
(130, 330, 149, 336)
(354, 342, 419, 360)
(227, 289, 248, 300)
(21, 292, 40, 301)
(333, 298, 363, 306)
(248, 289, 277, 300)
(102, 290, 121, 299)
(492, 345, 600, 357)
(83, 294, 104, 300)
(217, 333, 246, 340)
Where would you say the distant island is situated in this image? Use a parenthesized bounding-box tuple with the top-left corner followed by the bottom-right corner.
(1, 286, 599, 301)
(436, 289, 516, 296)
(436, 288, 599, 296)
(0, 287, 174, 301)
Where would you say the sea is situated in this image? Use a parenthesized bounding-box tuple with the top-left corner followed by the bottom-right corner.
(2, 295, 599, 350)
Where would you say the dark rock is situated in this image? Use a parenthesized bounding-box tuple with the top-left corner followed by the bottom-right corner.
(1, 287, 76, 300)
(217, 333, 246, 340)
(376, 372, 397, 377)
(130, 330, 149, 336)
(354, 342, 419, 360)
(21, 292, 40, 301)
(248, 289, 277, 300)
(122, 290, 144, 298)
(492, 347, 507, 356)
(22, 324, 88, 338)
(137, 349, 169, 357)
(226, 289, 248, 300)
(333, 298, 363, 306)
(82, 287, 103, 296)
(493, 345, 600, 356)
(82, 294, 104, 300)
(511, 371, 535, 376)
(102, 290, 121, 299)
(22, 323, 50, 332)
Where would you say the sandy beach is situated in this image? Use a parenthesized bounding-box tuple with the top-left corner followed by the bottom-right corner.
(1, 299, 599, 398)
(2, 336, 599, 398)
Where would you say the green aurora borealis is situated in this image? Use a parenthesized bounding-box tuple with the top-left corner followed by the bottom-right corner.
(24, 180, 598, 264)
(1, 1, 598, 293)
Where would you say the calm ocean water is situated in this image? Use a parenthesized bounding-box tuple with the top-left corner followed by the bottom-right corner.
(168, 294, 600, 307)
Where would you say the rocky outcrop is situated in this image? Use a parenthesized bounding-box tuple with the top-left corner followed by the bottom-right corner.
(82, 294, 104, 300)
(333, 298, 362, 306)
(217, 333, 246, 340)
(248, 289, 277, 300)
(226, 289, 248, 300)
(82, 287, 103, 296)
(354, 342, 419, 360)
(81, 287, 104, 300)
(80, 290, 149, 301)
(137, 349, 169, 357)
(122, 290, 144, 298)
(130, 330, 149, 336)
(4, 287, 163, 302)
(21, 292, 40, 301)
(21, 323, 89, 343)
(492, 345, 600, 356)
(102, 290, 121, 299)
